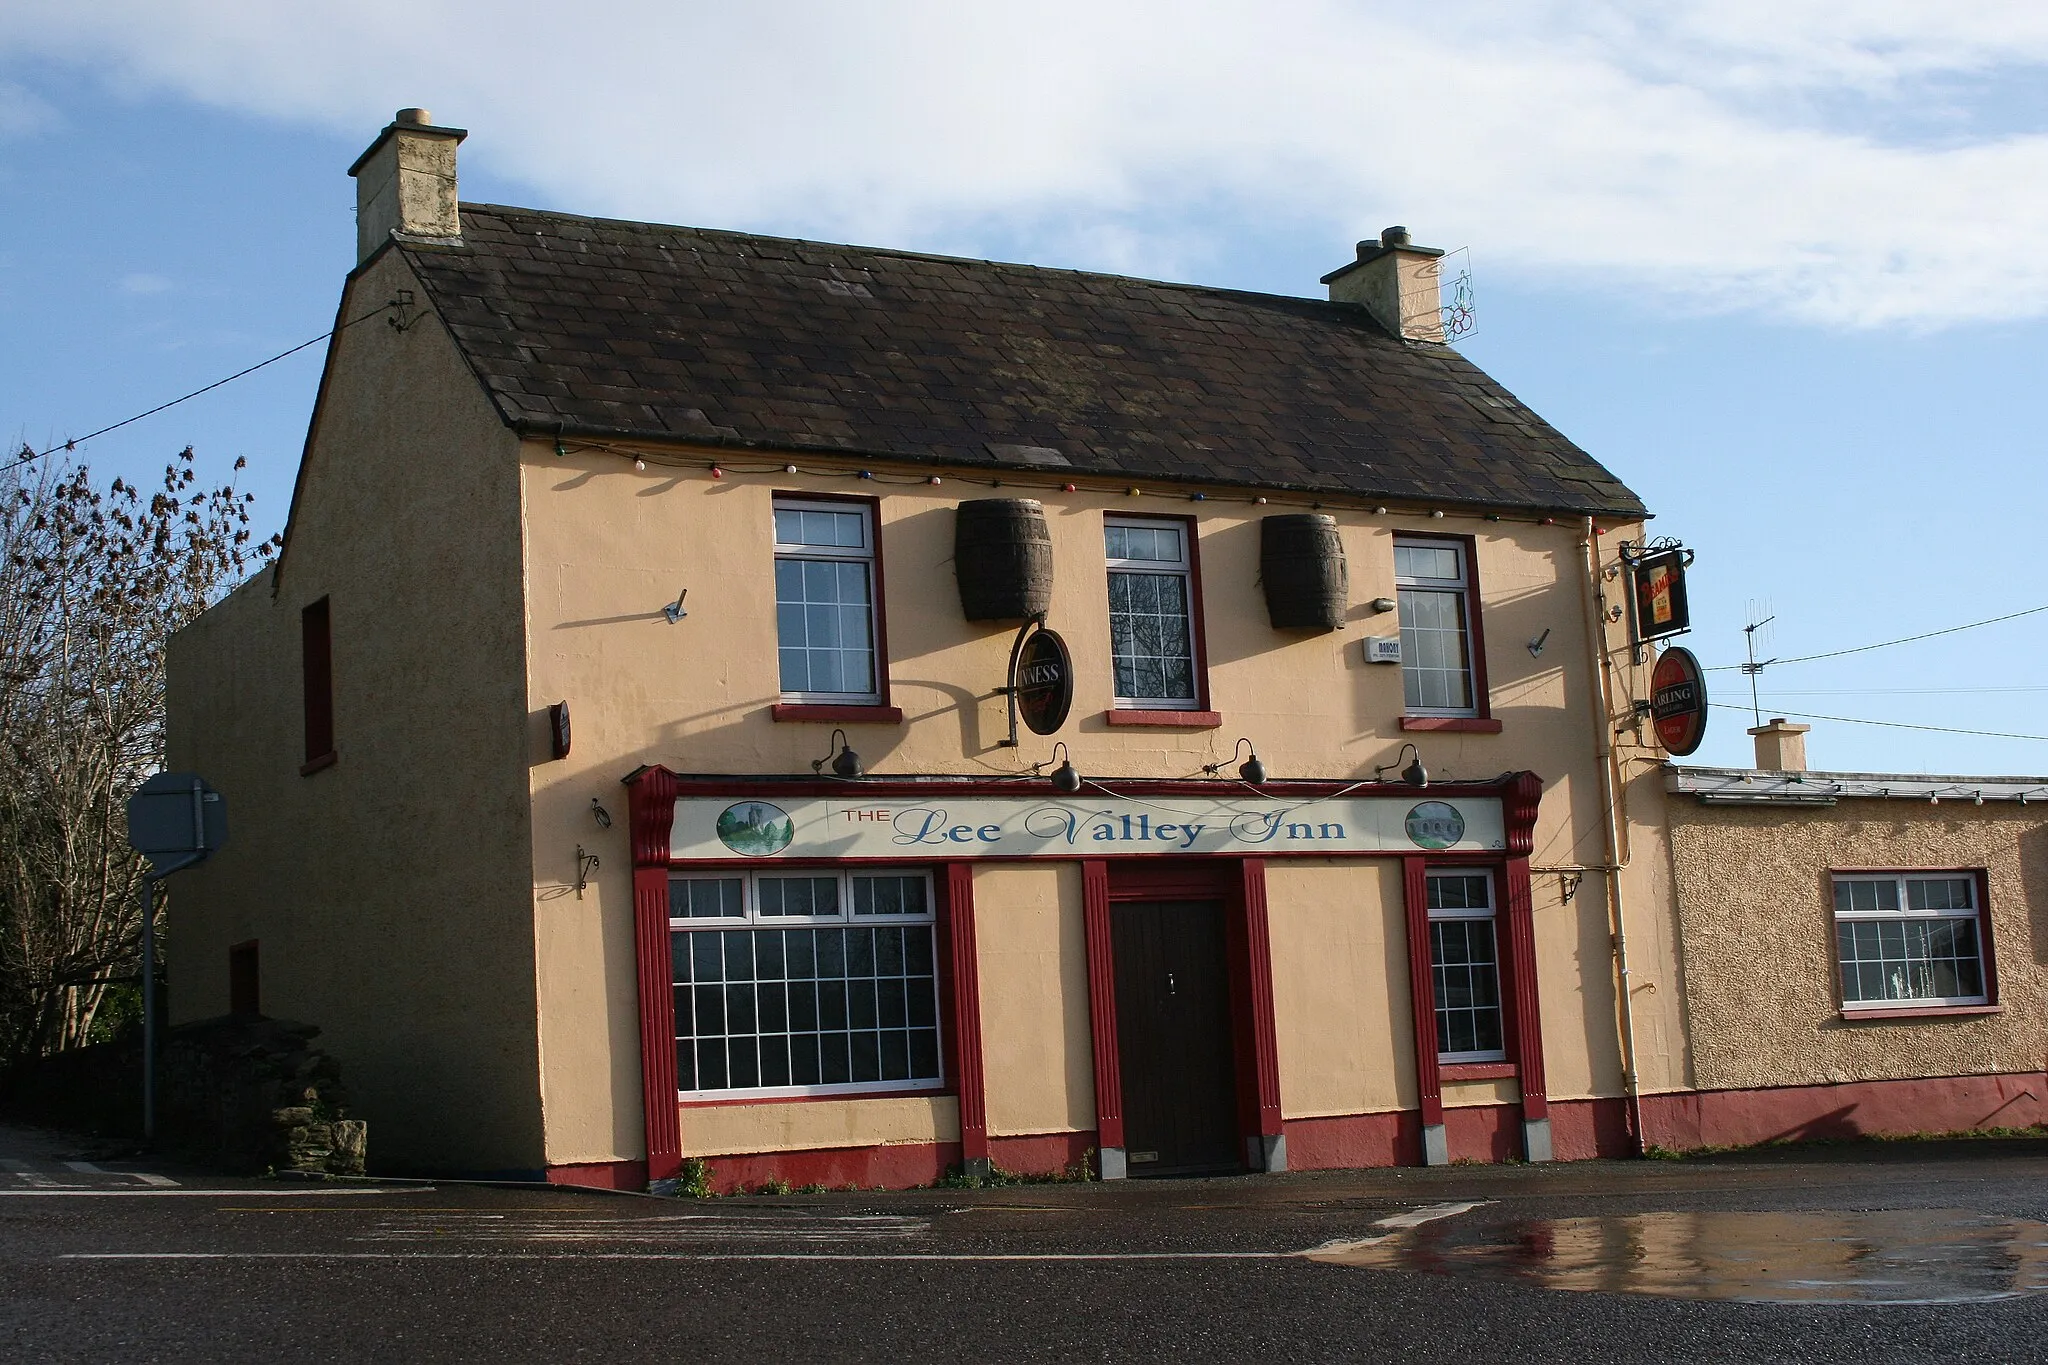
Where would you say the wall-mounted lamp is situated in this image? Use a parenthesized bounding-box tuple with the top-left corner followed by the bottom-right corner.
(1037, 741, 1082, 793)
(812, 728, 864, 779)
(663, 587, 689, 624)
(1368, 597, 1398, 614)
(1373, 742, 1428, 788)
(590, 797, 612, 829)
(1203, 737, 1267, 785)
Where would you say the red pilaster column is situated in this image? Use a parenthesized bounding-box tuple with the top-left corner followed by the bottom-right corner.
(1401, 852, 1448, 1165)
(944, 862, 990, 1173)
(1501, 770, 1552, 1161)
(624, 766, 681, 1185)
(1237, 858, 1286, 1170)
(1080, 859, 1125, 1177)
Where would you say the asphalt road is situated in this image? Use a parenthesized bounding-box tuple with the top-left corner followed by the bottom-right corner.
(8, 1125, 2048, 1363)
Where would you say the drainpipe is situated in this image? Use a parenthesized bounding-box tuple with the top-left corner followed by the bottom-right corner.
(1579, 518, 1646, 1153)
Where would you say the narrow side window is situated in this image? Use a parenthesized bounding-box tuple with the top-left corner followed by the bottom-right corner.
(1104, 516, 1203, 710)
(1394, 538, 1481, 718)
(301, 597, 334, 768)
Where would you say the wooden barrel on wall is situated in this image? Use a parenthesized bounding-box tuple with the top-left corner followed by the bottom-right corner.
(1260, 513, 1348, 630)
(955, 499, 1054, 622)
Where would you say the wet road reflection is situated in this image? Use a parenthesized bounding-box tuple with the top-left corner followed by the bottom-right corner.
(1308, 1209, 2048, 1304)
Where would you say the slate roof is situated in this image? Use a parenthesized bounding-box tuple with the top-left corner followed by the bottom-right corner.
(395, 205, 1646, 517)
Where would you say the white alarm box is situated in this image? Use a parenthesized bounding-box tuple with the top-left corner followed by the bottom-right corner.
(1363, 636, 1402, 664)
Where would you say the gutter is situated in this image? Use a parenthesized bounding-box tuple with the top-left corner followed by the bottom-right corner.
(1579, 517, 1646, 1153)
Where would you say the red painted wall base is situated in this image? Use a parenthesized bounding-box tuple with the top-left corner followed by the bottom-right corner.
(670, 1131, 1097, 1195)
(1637, 1072, 2048, 1152)
(546, 1159, 651, 1191)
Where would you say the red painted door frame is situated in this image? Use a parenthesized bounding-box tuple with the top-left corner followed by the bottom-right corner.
(1081, 857, 1283, 1174)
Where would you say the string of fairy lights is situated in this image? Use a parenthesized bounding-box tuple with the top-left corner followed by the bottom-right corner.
(548, 432, 1603, 533)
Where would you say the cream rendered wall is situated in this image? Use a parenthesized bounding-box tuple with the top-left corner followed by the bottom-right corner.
(1668, 801, 2048, 1090)
(972, 863, 1096, 1137)
(1268, 859, 1411, 1117)
(518, 446, 1686, 1160)
(166, 248, 542, 1174)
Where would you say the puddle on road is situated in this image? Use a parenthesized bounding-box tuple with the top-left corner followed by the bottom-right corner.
(1307, 1209, 2048, 1305)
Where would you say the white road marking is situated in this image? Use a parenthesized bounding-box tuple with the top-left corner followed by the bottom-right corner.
(0, 1187, 428, 1198)
(1, 1160, 82, 1189)
(1302, 1200, 1490, 1258)
(356, 1213, 929, 1245)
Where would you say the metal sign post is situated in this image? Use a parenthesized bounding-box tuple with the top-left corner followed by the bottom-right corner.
(125, 773, 227, 1140)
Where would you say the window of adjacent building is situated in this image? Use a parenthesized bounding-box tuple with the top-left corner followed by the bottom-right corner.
(1428, 869, 1505, 1061)
(1395, 538, 1479, 717)
(1105, 517, 1201, 709)
(301, 597, 334, 766)
(669, 869, 941, 1097)
(774, 499, 881, 704)
(1833, 872, 1990, 1009)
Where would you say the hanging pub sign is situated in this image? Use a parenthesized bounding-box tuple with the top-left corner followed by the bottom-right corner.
(1630, 547, 1693, 643)
(1015, 627, 1074, 736)
(1650, 645, 1708, 756)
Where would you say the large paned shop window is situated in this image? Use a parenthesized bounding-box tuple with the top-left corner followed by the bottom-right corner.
(1833, 872, 1991, 1009)
(774, 498, 882, 704)
(1394, 538, 1479, 717)
(1105, 516, 1201, 709)
(670, 870, 942, 1097)
(1428, 870, 1506, 1062)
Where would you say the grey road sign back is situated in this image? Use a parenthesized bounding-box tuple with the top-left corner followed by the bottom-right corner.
(126, 772, 226, 874)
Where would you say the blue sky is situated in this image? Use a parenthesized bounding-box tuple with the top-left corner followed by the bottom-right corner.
(2, 2, 2045, 776)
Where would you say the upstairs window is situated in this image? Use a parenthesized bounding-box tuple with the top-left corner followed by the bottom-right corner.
(774, 499, 881, 705)
(1395, 538, 1480, 717)
(1833, 872, 1991, 1010)
(301, 597, 334, 769)
(1105, 517, 1202, 710)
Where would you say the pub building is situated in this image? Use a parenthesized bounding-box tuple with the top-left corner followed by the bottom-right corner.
(167, 111, 1698, 1189)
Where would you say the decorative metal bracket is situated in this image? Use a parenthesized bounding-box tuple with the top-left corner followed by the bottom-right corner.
(575, 844, 601, 899)
(995, 612, 1049, 749)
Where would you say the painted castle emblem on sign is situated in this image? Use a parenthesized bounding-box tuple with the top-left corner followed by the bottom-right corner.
(716, 801, 795, 857)
(1404, 801, 1466, 850)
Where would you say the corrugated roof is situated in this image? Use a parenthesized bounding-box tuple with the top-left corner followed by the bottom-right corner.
(396, 206, 1647, 516)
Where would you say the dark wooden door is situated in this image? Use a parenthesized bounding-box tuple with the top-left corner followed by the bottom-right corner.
(1110, 899, 1241, 1176)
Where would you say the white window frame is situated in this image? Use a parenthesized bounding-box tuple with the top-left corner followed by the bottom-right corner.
(1426, 868, 1507, 1063)
(1104, 515, 1201, 710)
(773, 497, 883, 706)
(1394, 537, 1479, 719)
(669, 868, 943, 1100)
(1832, 871, 1990, 1011)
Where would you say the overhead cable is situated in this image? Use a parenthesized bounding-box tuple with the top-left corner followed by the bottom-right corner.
(1707, 703, 2048, 743)
(8, 301, 397, 473)
(1704, 603, 2048, 673)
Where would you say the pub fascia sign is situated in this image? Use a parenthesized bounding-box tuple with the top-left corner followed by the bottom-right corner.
(674, 794, 1505, 862)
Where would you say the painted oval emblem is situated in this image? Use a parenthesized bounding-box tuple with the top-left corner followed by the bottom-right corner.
(715, 800, 794, 857)
(1016, 627, 1074, 737)
(1405, 801, 1466, 851)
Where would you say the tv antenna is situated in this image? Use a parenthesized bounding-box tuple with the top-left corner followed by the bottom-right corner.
(1741, 605, 1777, 728)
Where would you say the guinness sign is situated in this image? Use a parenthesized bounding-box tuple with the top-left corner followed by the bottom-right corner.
(1650, 645, 1708, 757)
(1015, 628, 1074, 736)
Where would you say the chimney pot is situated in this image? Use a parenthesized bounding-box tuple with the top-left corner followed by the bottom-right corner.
(396, 107, 432, 126)
(1381, 225, 1411, 247)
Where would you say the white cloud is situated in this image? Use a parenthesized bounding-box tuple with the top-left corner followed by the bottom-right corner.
(3, 0, 2046, 327)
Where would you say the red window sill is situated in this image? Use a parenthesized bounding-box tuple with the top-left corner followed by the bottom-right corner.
(1400, 716, 1503, 734)
(678, 1086, 947, 1109)
(1104, 709, 1223, 729)
(299, 750, 337, 776)
(1839, 1003, 2003, 1022)
(1439, 1061, 1518, 1081)
(770, 703, 904, 725)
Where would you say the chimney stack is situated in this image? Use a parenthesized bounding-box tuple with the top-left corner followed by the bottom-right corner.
(1749, 718, 1810, 772)
(1321, 226, 1446, 342)
(348, 108, 466, 263)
